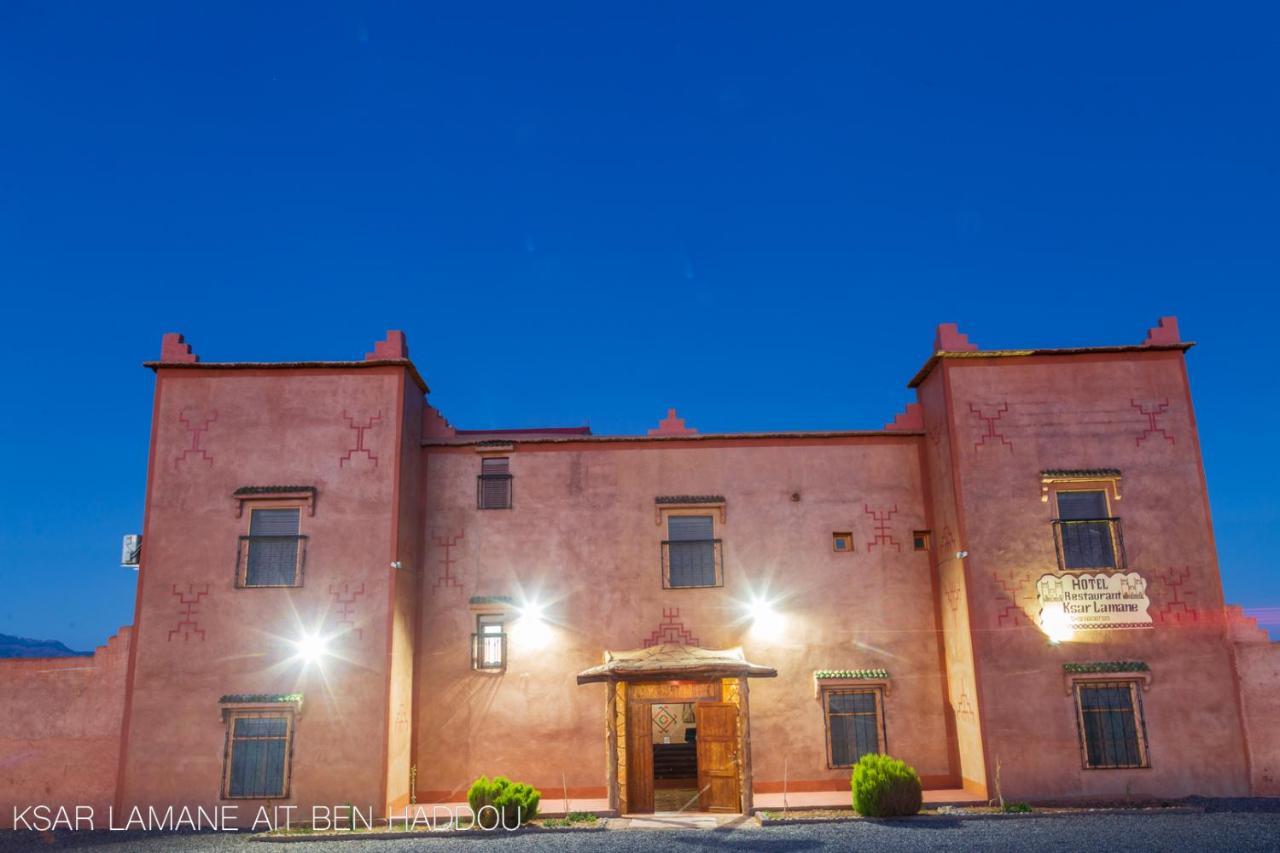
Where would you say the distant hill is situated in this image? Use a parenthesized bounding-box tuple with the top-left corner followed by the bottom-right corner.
(0, 634, 91, 659)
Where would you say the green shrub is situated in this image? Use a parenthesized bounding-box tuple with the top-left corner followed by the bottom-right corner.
(851, 754, 923, 818)
(466, 775, 541, 827)
(1003, 802, 1032, 813)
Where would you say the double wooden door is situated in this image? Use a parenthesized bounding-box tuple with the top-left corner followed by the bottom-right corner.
(625, 693, 740, 814)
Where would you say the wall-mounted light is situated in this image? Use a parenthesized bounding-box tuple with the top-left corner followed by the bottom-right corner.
(1040, 604, 1074, 645)
(746, 595, 785, 641)
(292, 631, 331, 665)
(511, 599, 551, 651)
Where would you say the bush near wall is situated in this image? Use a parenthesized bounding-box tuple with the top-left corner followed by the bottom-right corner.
(851, 754, 923, 818)
(466, 776, 541, 827)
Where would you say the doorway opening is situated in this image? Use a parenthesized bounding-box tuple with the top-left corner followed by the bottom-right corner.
(652, 702, 698, 811)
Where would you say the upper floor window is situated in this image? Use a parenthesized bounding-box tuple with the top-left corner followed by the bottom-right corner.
(662, 514, 722, 588)
(222, 711, 294, 798)
(823, 687, 885, 768)
(471, 612, 507, 671)
(1074, 681, 1149, 769)
(238, 507, 306, 588)
(477, 457, 513, 509)
(1053, 490, 1124, 571)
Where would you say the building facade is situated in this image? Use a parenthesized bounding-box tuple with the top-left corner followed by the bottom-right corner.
(3, 318, 1278, 825)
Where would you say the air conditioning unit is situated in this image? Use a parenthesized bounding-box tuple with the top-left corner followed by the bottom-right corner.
(121, 534, 141, 569)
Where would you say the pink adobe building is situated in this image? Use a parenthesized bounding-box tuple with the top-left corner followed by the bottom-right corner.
(2, 318, 1279, 825)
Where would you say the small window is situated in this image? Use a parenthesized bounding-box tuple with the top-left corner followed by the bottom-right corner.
(832, 532, 854, 552)
(477, 457, 513, 509)
(824, 688, 885, 768)
(223, 712, 293, 798)
(471, 613, 506, 670)
(238, 508, 305, 587)
(663, 514, 721, 588)
(1054, 490, 1120, 570)
(1074, 681, 1149, 769)
(912, 530, 931, 551)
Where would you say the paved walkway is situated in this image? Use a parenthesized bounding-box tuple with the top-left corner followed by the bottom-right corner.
(754, 787, 984, 811)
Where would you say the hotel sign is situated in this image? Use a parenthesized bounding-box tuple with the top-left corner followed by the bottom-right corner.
(1037, 572, 1153, 631)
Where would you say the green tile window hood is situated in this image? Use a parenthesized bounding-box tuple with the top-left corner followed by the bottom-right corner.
(814, 669, 889, 680)
(1062, 661, 1149, 674)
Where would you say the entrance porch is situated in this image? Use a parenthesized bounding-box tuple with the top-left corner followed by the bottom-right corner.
(576, 644, 777, 815)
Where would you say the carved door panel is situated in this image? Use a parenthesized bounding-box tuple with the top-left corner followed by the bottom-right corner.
(626, 699, 654, 813)
(695, 702, 740, 813)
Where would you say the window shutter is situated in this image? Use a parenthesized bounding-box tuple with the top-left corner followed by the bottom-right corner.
(478, 458, 512, 509)
(666, 515, 716, 587)
(249, 508, 301, 535)
(246, 508, 301, 586)
(667, 515, 713, 541)
(1057, 491, 1107, 520)
(228, 715, 290, 798)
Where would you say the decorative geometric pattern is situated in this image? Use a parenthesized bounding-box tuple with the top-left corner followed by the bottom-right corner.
(329, 581, 366, 639)
(651, 705, 678, 733)
(431, 530, 464, 591)
(395, 702, 410, 732)
(939, 525, 956, 552)
(642, 607, 699, 647)
(168, 583, 210, 642)
(968, 402, 1012, 451)
(340, 410, 383, 467)
(992, 571, 1033, 628)
(1131, 399, 1175, 447)
(864, 505, 901, 552)
(1155, 566, 1196, 623)
(953, 686, 975, 717)
(175, 407, 217, 468)
(944, 582, 962, 615)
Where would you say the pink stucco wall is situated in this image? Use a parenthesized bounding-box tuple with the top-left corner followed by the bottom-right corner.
(115, 364, 419, 818)
(937, 350, 1252, 799)
(415, 437, 954, 802)
(2, 322, 1277, 823)
(0, 628, 131, 829)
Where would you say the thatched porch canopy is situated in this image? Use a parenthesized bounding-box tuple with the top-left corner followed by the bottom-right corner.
(575, 643, 778, 684)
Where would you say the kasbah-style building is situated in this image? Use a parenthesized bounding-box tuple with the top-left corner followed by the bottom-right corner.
(3, 317, 1279, 827)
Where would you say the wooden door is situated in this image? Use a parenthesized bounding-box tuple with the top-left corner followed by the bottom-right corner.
(695, 702, 740, 813)
(626, 699, 654, 813)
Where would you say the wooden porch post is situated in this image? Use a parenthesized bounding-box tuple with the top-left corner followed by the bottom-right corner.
(739, 676, 754, 814)
(605, 678, 619, 814)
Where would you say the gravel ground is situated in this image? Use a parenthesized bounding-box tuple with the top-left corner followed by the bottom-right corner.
(3, 807, 1279, 853)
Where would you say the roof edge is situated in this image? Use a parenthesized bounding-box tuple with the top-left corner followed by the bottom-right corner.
(143, 359, 430, 393)
(425, 428, 924, 448)
(906, 342, 1195, 388)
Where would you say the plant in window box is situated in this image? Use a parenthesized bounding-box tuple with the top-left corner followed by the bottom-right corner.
(851, 754, 922, 818)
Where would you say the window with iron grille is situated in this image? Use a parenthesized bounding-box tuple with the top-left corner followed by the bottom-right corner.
(1074, 680, 1149, 769)
(824, 688, 885, 768)
(471, 612, 506, 670)
(223, 712, 293, 798)
(239, 508, 306, 587)
(477, 457, 513, 509)
(1053, 490, 1122, 570)
(663, 515, 721, 588)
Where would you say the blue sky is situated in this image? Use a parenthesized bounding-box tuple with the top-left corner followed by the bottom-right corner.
(1, 3, 1277, 649)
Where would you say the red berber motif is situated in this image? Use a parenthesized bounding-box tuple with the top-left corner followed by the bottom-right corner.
(175, 407, 217, 468)
(1132, 399, 1175, 447)
(642, 607, 699, 647)
(340, 410, 383, 467)
(865, 505, 901, 552)
(432, 531, 464, 591)
(168, 583, 210, 642)
(329, 581, 366, 639)
(968, 402, 1012, 451)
